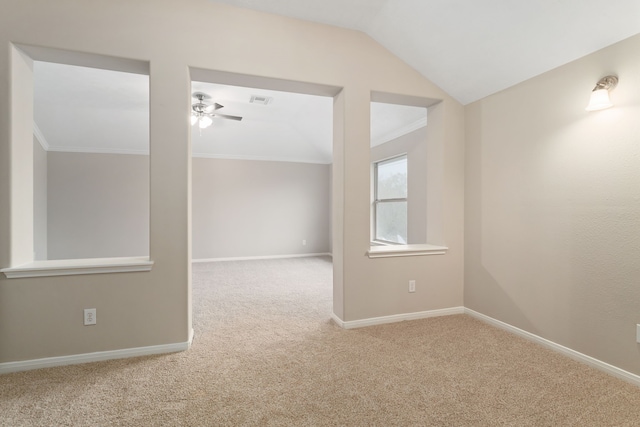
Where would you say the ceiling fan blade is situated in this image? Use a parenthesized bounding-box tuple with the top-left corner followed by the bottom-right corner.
(213, 113, 243, 121)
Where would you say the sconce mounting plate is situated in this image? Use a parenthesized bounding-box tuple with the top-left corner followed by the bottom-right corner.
(593, 75, 618, 91)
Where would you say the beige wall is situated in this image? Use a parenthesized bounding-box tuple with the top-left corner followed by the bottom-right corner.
(1, 0, 637, 380)
(33, 137, 47, 260)
(0, 0, 464, 363)
(465, 34, 640, 374)
(45, 153, 328, 260)
(192, 158, 330, 259)
(371, 126, 428, 244)
(9, 46, 34, 266)
(47, 152, 150, 260)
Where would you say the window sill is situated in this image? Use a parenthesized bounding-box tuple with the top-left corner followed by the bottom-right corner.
(367, 244, 448, 259)
(1, 256, 153, 279)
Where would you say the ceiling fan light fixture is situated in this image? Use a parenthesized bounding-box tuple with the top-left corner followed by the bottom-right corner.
(190, 92, 243, 127)
(198, 115, 213, 129)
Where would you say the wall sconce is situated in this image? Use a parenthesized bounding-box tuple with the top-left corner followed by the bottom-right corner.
(585, 75, 618, 111)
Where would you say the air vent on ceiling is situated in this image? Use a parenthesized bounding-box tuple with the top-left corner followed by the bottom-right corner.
(250, 95, 272, 105)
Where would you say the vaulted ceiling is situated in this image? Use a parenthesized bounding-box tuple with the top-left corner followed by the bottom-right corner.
(34, 1, 640, 164)
(211, 0, 640, 104)
(34, 62, 424, 164)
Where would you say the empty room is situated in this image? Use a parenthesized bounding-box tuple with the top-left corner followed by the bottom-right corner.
(1, 1, 640, 425)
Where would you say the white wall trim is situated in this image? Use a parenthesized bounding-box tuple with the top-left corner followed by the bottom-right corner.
(33, 122, 50, 151)
(4, 306, 640, 387)
(367, 244, 448, 258)
(47, 146, 149, 156)
(189, 327, 195, 346)
(1, 256, 153, 279)
(192, 151, 331, 165)
(331, 306, 464, 329)
(192, 253, 332, 263)
(0, 330, 193, 375)
(33, 140, 332, 164)
(371, 117, 427, 147)
(465, 308, 640, 387)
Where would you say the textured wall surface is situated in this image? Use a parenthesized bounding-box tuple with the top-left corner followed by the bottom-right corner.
(465, 34, 640, 374)
(33, 138, 47, 260)
(192, 158, 331, 259)
(47, 152, 150, 260)
(45, 154, 328, 260)
(0, 0, 464, 363)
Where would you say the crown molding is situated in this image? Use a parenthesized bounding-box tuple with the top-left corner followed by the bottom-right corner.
(33, 122, 50, 151)
(32, 137, 331, 164)
(371, 117, 427, 147)
(47, 146, 149, 156)
(192, 152, 331, 165)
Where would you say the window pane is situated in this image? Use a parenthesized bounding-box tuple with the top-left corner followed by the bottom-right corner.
(376, 201, 407, 244)
(377, 156, 407, 199)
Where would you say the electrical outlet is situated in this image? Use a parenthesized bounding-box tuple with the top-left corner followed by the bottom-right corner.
(84, 308, 96, 326)
(409, 280, 416, 293)
(302, 240, 307, 246)
(636, 324, 640, 343)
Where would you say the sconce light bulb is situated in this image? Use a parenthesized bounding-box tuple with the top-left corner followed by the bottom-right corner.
(585, 88, 613, 111)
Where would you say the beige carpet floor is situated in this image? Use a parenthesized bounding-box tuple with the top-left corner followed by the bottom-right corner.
(2, 256, 640, 426)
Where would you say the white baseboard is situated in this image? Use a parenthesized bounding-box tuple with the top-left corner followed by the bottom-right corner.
(0, 328, 194, 375)
(465, 308, 640, 387)
(6, 307, 640, 388)
(332, 307, 640, 387)
(193, 253, 332, 263)
(331, 306, 465, 330)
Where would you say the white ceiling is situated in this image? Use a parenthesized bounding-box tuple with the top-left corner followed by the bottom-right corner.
(191, 81, 333, 163)
(370, 102, 425, 148)
(34, 61, 150, 155)
(34, 62, 424, 164)
(212, 0, 640, 104)
(36, 1, 639, 161)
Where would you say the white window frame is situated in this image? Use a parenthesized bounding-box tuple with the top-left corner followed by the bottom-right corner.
(372, 154, 408, 245)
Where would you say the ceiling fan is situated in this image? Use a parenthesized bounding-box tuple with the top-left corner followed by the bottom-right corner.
(191, 92, 243, 129)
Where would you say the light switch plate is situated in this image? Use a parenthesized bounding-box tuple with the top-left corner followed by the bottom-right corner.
(409, 280, 416, 293)
(636, 324, 640, 344)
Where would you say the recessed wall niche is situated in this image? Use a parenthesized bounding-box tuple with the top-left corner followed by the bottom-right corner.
(369, 91, 444, 249)
(34, 61, 150, 260)
(11, 45, 150, 263)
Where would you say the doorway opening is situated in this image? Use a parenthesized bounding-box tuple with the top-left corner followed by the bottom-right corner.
(188, 69, 339, 332)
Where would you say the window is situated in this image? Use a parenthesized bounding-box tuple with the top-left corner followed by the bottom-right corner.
(373, 154, 407, 244)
